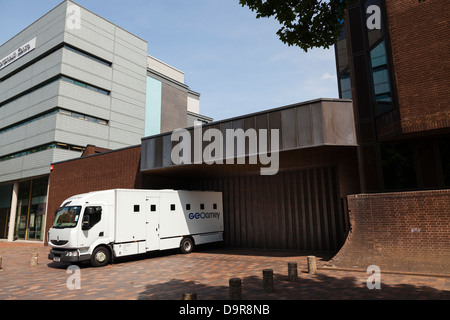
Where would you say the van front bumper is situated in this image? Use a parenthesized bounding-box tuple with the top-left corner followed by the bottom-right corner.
(48, 249, 91, 263)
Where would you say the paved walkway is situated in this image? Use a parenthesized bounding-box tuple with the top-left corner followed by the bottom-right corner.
(0, 243, 449, 300)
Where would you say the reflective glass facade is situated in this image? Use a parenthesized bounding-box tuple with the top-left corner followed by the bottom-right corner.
(336, 25, 352, 100)
(0, 184, 12, 239)
(369, 40, 393, 114)
(13, 177, 48, 241)
(337, 0, 450, 193)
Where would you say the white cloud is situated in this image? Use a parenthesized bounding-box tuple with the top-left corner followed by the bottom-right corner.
(321, 72, 336, 80)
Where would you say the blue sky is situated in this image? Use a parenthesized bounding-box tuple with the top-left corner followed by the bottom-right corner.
(0, 0, 339, 121)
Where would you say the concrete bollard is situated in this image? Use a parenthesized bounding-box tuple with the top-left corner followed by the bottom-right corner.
(288, 262, 298, 282)
(31, 253, 39, 267)
(229, 278, 242, 300)
(263, 269, 274, 293)
(182, 292, 198, 300)
(307, 256, 317, 274)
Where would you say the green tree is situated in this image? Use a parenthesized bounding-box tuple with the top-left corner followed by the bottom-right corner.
(239, 0, 350, 52)
(240, 0, 426, 52)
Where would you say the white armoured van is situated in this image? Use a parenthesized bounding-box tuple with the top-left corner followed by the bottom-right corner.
(48, 189, 223, 267)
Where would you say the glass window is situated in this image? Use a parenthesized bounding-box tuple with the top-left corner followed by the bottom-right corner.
(370, 41, 388, 68)
(64, 45, 112, 67)
(74, 81, 87, 88)
(14, 180, 31, 239)
(170, 204, 176, 211)
(370, 41, 393, 114)
(0, 142, 86, 162)
(86, 206, 102, 227)
(61, 76, 110, 95)
(339, 70, 352, 99)
(336, 26, 349, 74)
(372, 68, 390, 95)
(0, 184, 12, 239)
(53, 206, 82, 229)
(28, 177, 48, 240)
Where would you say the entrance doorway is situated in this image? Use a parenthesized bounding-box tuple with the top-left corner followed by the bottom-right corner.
(14, 176, 48, 241)
(0, 184, 13, 239)
(0, 209, 9, 239)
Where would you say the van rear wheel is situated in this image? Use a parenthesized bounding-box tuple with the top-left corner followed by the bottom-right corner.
(91, 246, 111, 267)
(180, 237, 194, 254)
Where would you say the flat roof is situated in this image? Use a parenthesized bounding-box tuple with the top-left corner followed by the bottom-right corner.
(141, 98, 356, 173)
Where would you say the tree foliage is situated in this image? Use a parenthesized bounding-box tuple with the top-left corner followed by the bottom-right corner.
(239, 0, 350, 52)
(239, 0, 427, 52)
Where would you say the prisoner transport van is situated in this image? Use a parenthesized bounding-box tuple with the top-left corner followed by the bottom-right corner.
(48, 189, 223, 267)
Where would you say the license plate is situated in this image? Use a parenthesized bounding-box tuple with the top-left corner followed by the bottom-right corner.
(53, 257, 60, 262)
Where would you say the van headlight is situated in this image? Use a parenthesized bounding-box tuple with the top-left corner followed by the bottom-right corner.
(66, 251, 79, 257)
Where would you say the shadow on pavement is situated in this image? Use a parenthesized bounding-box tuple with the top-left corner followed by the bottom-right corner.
(137, 272, 450, 300)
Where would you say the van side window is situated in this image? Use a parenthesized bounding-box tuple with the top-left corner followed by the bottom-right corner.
(134, 205, 140, 213)
(85, 206, 102, 228)
(150, 205, 156, 212)
(200, 204, 205, 210)
(213, 203, 217, 210)
(170, 204, 176, 211)
(186, 204, 191, 210)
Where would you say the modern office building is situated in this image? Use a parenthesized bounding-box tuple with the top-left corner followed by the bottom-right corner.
(0, 0, 208, 242)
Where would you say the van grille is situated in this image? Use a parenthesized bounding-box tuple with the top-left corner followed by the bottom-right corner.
(50, 240, 68, 246)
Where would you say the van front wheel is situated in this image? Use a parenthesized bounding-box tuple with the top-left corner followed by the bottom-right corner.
(91, 246, 111, 267)
(180, 237, 194, 254)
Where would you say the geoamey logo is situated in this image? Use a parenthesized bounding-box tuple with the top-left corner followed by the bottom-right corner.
(188, 212, 221, 220)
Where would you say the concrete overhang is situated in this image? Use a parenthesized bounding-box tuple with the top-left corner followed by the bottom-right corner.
(140, 98, 356, 174)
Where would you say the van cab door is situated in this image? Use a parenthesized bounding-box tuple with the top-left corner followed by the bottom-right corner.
(78, 205, 107, 249)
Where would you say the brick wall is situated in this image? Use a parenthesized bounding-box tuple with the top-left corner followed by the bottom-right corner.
(329, 190, 450, 275)
(386, 0, 450, 134)
(45, 146, 142, 242)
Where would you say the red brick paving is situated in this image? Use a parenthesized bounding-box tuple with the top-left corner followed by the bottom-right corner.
(0, 243, 449, 300)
